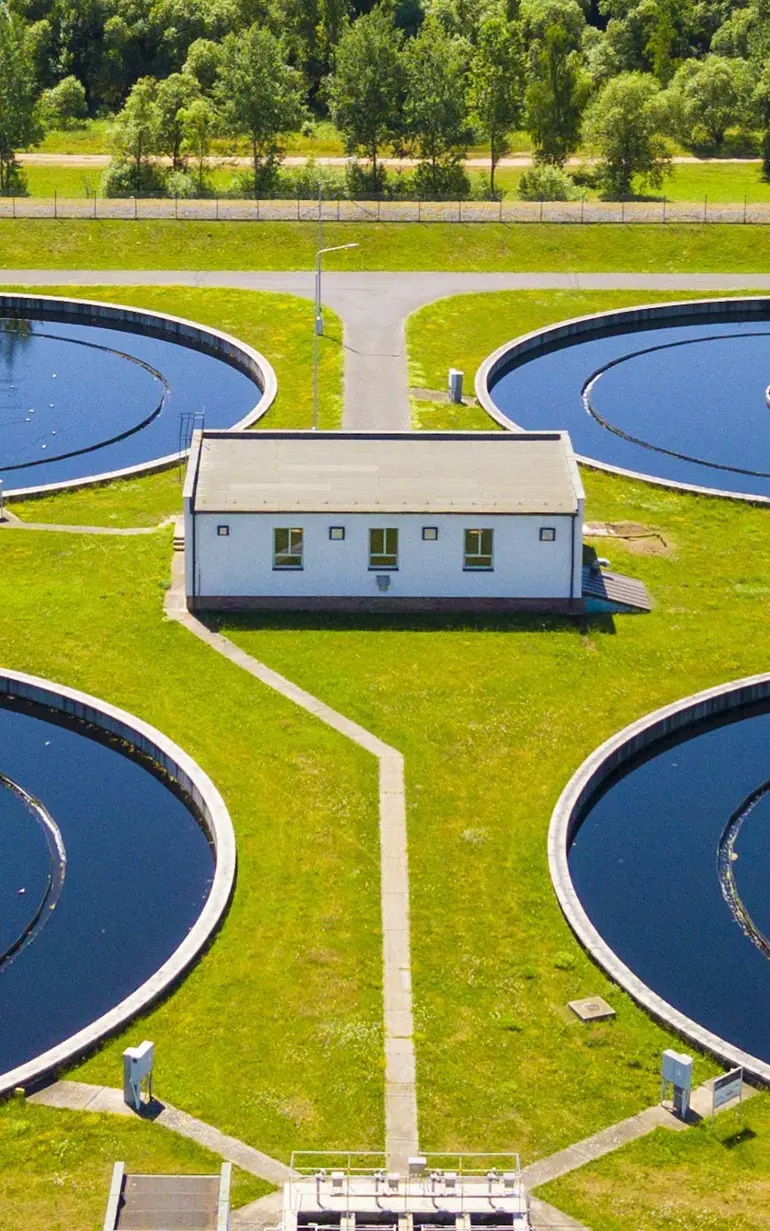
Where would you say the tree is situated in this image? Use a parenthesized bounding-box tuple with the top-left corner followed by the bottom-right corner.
(215, 25, 306, 195)
(404, 15, 472, 196)
(181, 95, 217, 189)
(669, 55, 753, 147)
(583, 69, 671, 196)
(183, 38, 224, 92)
(40, 74, 87, 129)
(109, 76, 161, 195)
(156, 72, 200, 170)
(0, 11, 42, 195)
(327, 6, 406, 185)
(523, 0, 590, 164)
(468, 10, 524, 194)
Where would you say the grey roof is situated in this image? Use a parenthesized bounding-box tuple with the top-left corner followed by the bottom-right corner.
(190, 432, 582, 515)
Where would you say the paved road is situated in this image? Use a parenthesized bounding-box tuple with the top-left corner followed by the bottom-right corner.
(5, 269, 770, 429)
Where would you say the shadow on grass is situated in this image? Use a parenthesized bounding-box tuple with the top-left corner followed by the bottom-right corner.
(721, 1126, 757, 1149)
(206, 610, 617, 636)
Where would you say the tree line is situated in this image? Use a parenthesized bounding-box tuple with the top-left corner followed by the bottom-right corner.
(3, 0, 770, 200)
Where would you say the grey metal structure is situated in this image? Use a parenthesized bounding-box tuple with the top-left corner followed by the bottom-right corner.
(103, 1161, 232, 1231)
(284, 1152, 531, 1231)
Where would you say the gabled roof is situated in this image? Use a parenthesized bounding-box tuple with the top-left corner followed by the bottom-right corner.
(187, 431, 583, 515)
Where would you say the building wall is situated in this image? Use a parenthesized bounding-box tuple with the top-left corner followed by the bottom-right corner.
(188, 510, 580, 602)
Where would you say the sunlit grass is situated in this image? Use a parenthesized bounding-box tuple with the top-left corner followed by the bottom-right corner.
(0, 1099, 270, 1231)
(3, 284, 342, 526)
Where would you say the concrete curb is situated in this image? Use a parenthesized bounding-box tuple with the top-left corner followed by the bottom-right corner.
(475, 295, 770, 506)
(548, 671, 770, 1085)
(0, 668, 236, 1098)
(0, 292, 277, 500)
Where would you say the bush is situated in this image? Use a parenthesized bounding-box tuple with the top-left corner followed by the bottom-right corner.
(40, 75, 88, 129)
(518, 164, 579, 201)
(165, 170, 208, 199)
(412, 159, 471, 200)
(99, 158, 168, 198)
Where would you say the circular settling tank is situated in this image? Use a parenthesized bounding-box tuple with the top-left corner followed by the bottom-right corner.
(0, 679, 233, 1091)
(479, 298, 770, 501)
(0, 297, 275, 494)
(550, 678, 770, 1080)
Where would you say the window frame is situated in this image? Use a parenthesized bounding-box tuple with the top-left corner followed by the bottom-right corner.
(422, 526, 439, 541)
(540, 526, 556, 542)
(217, 524, 230, 537)
(369, 527, 399, 570)
(463, 527, 494, 571)
(329, 526, 345, 541)
(273, 526, 304, 570)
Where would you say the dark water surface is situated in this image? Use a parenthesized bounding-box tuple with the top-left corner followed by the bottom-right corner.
(570, 703, 770, 1063)
(0, 697, 214, 1077)
(0, 317, 259, 489)
(489, 317, 770, 497)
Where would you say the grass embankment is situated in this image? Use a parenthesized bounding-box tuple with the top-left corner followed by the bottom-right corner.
(0, 1100, 269, 1231)
(539, 1098, 770, 1230)
(0, 526, 382, 1158)
(219, 464, 770, 1161)
(3, 220, 770, 273)
(3, 285, 342, 526)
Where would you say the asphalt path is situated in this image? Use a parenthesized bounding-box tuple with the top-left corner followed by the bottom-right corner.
(4, 269, 770, 429)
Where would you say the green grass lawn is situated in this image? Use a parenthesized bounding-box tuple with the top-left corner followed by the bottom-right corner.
(0, 526, 383, 1158)
(1, 284, 341, 526)
(410, 398, 499, 431)
(216, 462, 770, 1161)
(539, 1094, 770, 1230)
(0, 1099, 269, 1231)
(4, 220, 770, 273)
(18, 150, 770, 204)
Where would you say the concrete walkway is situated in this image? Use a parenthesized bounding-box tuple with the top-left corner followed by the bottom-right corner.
(28, 1079, 291, 1186)
(5, 270, 770, 431)
(164, 555, 418, 1169)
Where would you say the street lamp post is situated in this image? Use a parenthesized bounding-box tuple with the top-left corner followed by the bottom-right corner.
(313, 242, 358, 431)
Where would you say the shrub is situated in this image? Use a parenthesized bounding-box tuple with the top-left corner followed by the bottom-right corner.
(412, 159, 471, 200)
(40, 75, 88, 129)
(99, 158, 168, 198)
(518, 164, 579, 201)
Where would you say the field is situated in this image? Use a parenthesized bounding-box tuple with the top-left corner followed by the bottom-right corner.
(18, 158, 770, 206)
(539, 1099, 770, 1230)
(3, 281, 770, 1226)
(0, 1099, 269, 1231)
(4, 220, 770, 273)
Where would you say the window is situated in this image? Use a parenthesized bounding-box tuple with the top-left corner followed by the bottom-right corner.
(273, 527, 303, 569)
(217, 525, 230, 537)
(540, 527, 556, 542)
(464, 528, 494, 570)
(329, 526, 345, 541)
(422, 526, 438, 541)
(369, 528, 398, 569)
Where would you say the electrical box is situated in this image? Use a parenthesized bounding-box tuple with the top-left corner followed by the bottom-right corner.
(448, 369, 464, 403)
(662, 1049, 692, 1090)
(123, 1040, 154, 1111)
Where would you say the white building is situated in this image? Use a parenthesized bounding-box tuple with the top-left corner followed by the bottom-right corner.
(183, 430, 585, 613)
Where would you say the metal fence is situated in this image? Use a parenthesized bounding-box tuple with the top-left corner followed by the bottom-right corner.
(3, 193, 770, 223)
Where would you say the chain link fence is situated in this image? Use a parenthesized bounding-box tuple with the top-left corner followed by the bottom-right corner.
(3, 193, 770, 223)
